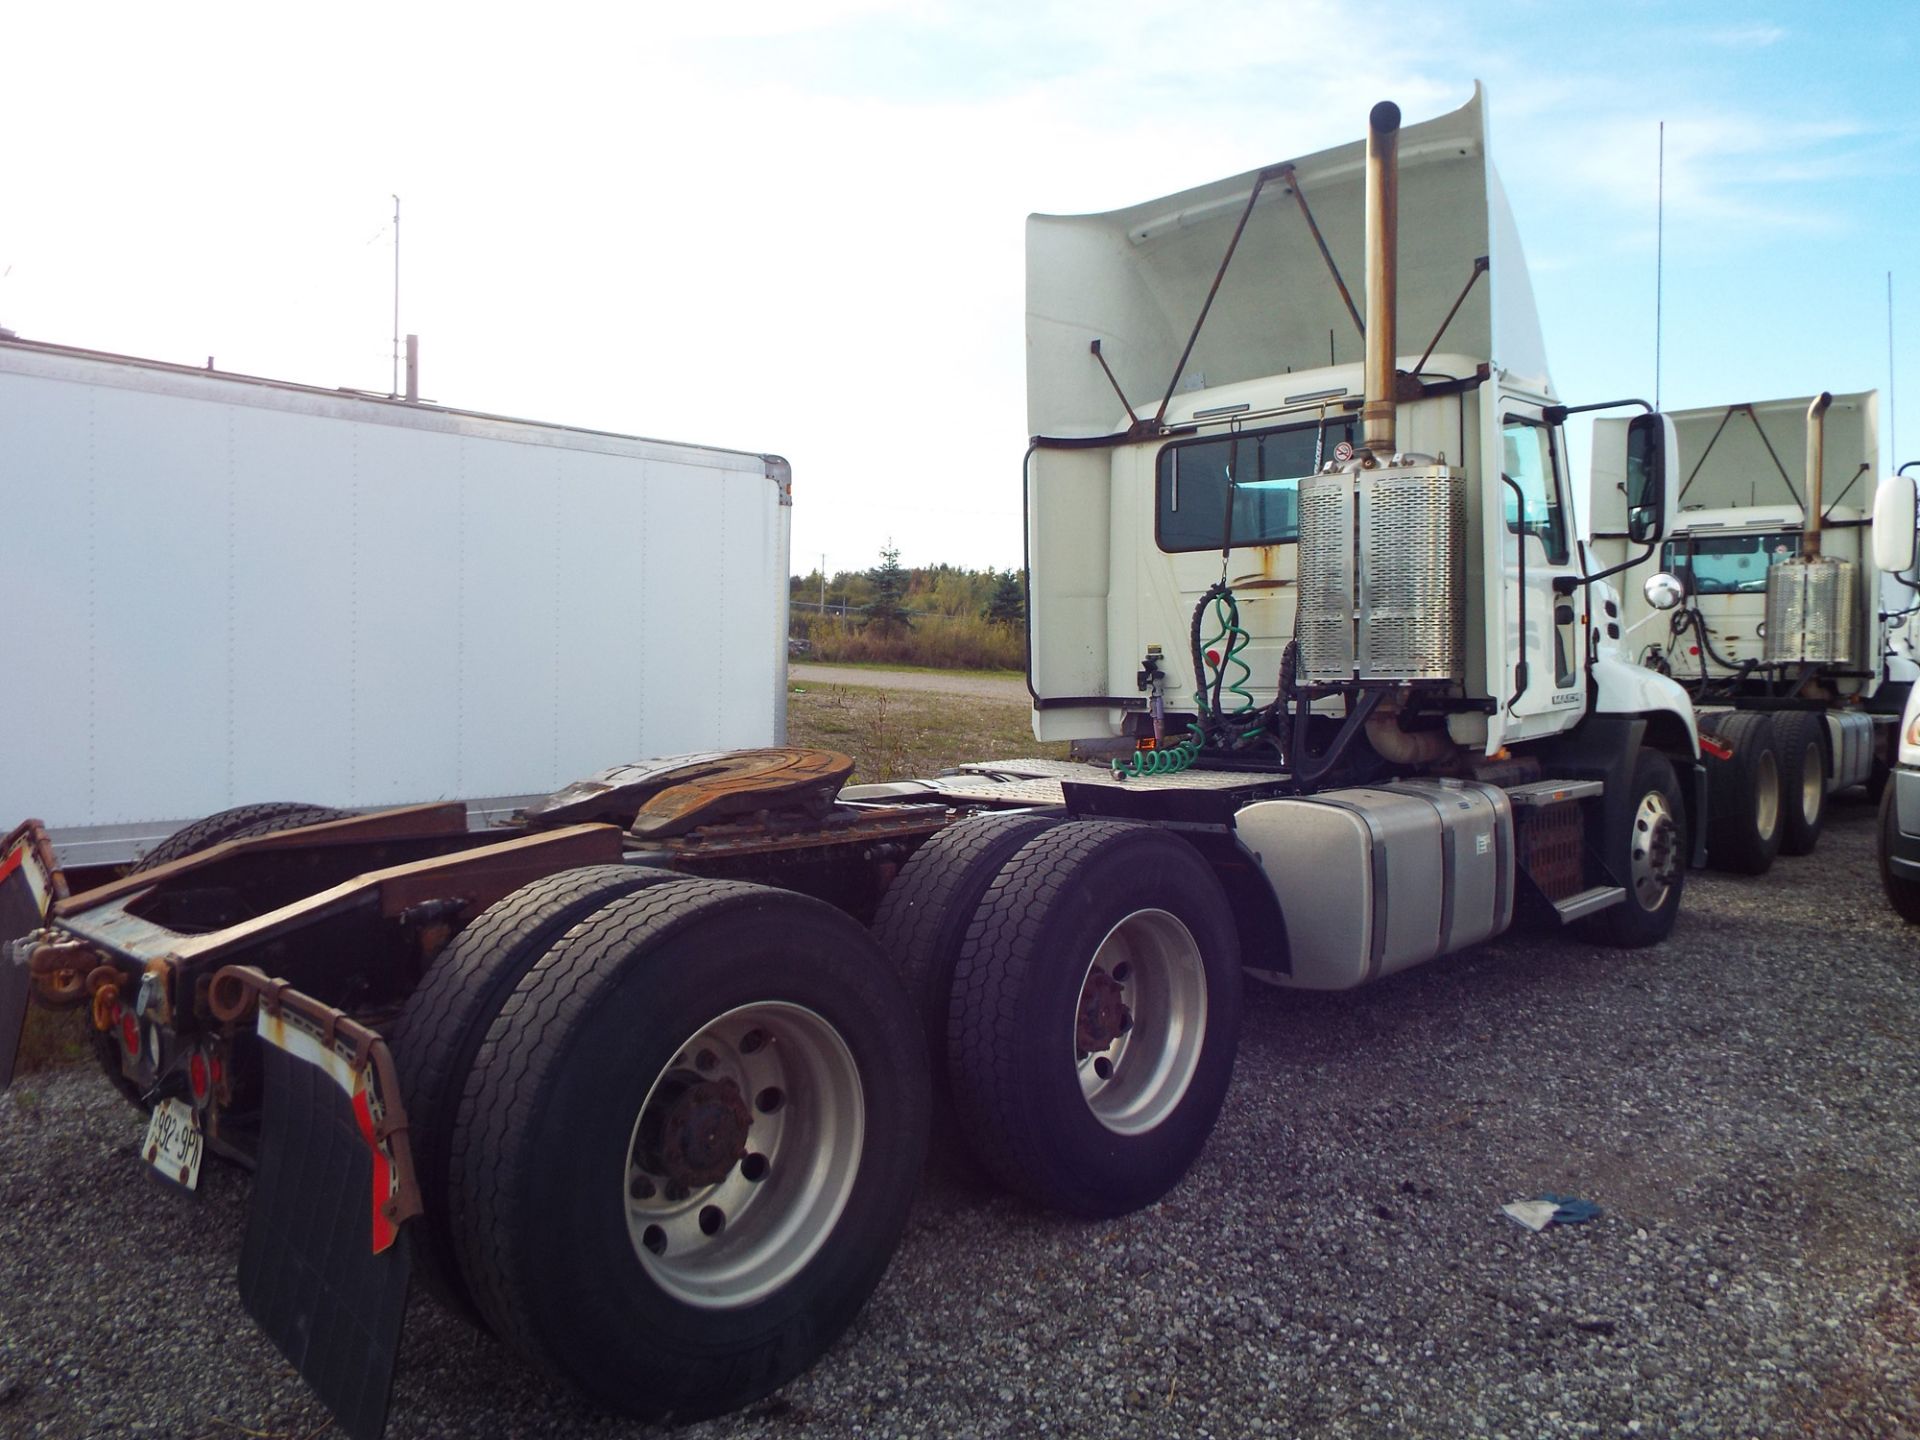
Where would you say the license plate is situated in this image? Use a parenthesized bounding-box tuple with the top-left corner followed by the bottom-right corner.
(143, 1098, 204, 1190)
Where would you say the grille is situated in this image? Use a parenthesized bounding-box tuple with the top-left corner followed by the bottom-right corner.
(1297, 471, 1356, 681)
(1298, 464, 1464, 684)
(1763, 557, 1857, 666)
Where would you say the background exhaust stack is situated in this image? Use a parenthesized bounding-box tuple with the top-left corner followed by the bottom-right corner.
(1362, 100, 1402, 458)
(1764, 389, 1855, 665)
(1803, 390, 1832, 557)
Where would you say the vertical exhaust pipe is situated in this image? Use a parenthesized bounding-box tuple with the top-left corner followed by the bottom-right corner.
(1361, 100, 1402, 459)
(1804, 390, 1832, 557)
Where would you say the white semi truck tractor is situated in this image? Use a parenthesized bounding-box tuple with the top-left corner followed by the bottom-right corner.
(1590, 393, 1919, 872)
(1, 88, 1705, 1440)
(1871, 465, 1920, 918)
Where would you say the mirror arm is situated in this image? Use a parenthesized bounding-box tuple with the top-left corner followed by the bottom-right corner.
(1544, 397, 1654, 426)
(1579, 539, 1661, 589)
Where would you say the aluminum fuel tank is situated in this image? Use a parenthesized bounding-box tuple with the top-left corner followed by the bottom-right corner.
(1234, 777, 1514, 989)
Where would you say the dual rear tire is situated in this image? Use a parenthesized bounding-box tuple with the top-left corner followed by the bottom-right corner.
(878, 815, 1243, 1218)
(1771, 711, 1829, 856)
(1703, 713, 1784, 874)
(399, 874, 928, 1421)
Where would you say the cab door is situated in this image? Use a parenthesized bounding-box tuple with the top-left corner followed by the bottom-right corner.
(1497, 399, 1587, 739)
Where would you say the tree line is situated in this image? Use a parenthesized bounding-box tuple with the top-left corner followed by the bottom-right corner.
(789, 547, 1027, 670)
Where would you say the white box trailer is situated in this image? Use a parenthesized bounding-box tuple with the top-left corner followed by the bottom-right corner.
(0, 336, 792, 866)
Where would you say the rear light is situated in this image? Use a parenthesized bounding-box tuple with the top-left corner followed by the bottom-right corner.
(120, 1012, 140, 1056)
(188, 1051, 211, 1105)
(1700, 736, 1734, 761)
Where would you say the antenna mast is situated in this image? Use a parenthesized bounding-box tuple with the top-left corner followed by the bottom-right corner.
(1654, 122, 1665, 411)
(389, 194, 401, 401)
(1890, 271, 1898, 463)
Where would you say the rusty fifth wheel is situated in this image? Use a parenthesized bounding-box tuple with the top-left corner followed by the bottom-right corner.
(946, 821, 1242, 1218)
(448, 877, 927, 1421)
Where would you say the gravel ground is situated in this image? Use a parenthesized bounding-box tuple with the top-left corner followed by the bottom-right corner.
(4, 794, 1919, 1439)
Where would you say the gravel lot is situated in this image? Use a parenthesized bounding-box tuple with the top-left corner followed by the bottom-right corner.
(4, 794, 1918, 1439)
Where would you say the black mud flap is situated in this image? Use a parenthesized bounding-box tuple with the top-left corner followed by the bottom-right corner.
(0, 939, 29, 1089)
(1, 822, 61, 1087)
(238, 1014, 416, 1440)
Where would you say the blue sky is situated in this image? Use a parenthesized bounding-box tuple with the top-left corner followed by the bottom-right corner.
(3, 0, 1913, 571)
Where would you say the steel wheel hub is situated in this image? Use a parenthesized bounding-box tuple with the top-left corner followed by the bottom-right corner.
(1076, 967, 1131, 1055)
(1072, 909, 1208, 1137)
(624, 1002, 864, 1309)
(640, 1075, 753, 1190)
(1630, 790, 1679, 910)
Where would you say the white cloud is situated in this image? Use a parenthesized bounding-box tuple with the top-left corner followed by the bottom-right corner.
(1700, 22, 1787, 47)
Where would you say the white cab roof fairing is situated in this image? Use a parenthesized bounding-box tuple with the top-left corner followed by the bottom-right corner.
(1026, 83, 1551, 439)
(1669, 391, 1880, 516)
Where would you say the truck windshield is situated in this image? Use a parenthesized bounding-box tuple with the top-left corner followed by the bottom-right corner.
(1661, 532, 1800, 595)
(1156, 415, 1357, 552)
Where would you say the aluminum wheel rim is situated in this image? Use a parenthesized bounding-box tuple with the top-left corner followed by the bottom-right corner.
(1072, 909, 1208, 1137)
(624, 1002, 863, 1310)
(1630, 789, 1680, 911)
(1754, 750, 1781, 841)
(1800, 742, 1824, 826)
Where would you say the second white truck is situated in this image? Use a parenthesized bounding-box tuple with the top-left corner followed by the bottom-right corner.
(1590, 391, 1918, 872)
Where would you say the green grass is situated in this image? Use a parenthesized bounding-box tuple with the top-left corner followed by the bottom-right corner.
(788, 681, 1068, 783)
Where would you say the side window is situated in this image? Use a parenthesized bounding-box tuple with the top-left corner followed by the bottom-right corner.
(1500, 418, 1569, 564)
(1156, 416, 1355, 553)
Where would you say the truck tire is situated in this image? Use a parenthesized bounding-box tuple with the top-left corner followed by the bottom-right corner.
(1880, 786, 1920, 923)
(131, 802, 347, 873)
(90, 802, 348, 1111)
(1583, 749, 1686, 948)
(1703, 712, 1782, 875)
(389, 862, 680, 1326)
(945, 821, 1242, 1218)
(870, 811, 1059, 1172)
(448, 878, 928, 1421)
(1773, 712, 1828, 856)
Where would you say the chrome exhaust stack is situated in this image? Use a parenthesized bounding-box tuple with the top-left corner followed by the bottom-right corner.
(1803, 390, 1832, 558)
(1361, 101, 1402, 459)
(1764, 390, 1856, 665)
(1297, 98, 1464, 692)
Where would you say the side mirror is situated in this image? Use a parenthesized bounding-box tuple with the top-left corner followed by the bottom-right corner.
(1625, 412, 1676, 546)
(1590, 412, 1678, 547)
(1873, 474, 1918, 574)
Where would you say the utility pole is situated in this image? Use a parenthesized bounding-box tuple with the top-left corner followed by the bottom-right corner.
(820, 553, 827, 615)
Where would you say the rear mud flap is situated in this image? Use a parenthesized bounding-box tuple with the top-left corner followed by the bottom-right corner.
(218, 969, 423, 1440)
(0, 940, 29, 1088)
(1, 822, 62, 1087)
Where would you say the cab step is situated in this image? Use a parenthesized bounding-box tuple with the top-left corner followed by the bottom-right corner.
(1551, 885, 1625, 923)
(1506, 778, 1604, 808)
